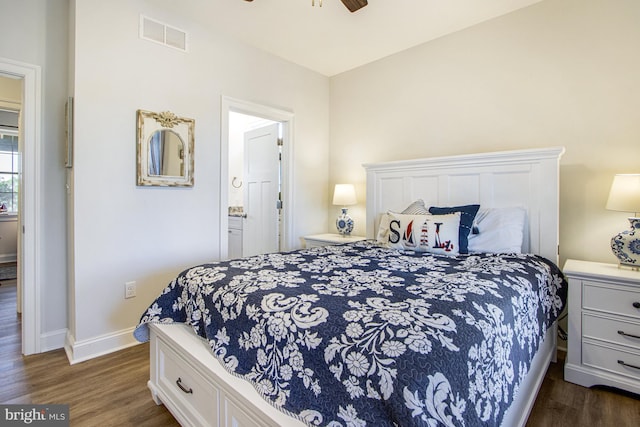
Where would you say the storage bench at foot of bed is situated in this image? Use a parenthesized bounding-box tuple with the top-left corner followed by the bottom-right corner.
(147, 321, 556, 427)
(148, 323, 306, 427)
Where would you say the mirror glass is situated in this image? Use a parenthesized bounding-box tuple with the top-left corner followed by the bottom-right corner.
(148, 129, 184, 177)
(136, 110, 194, 187)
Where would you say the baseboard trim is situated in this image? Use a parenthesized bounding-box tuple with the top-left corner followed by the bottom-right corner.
(40, 328, 67, 352)
(0, 254, 17, 263)
(64, 327, 141, 364)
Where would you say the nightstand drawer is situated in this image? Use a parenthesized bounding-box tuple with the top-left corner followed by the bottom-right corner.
(582, 341, 640, 381)
(583, 313, 640, 351)
(583, 281, 640, 319)
(158, 337, 220, 426)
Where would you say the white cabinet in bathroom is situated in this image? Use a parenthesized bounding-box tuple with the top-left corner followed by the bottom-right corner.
(228, 216, 243, 259)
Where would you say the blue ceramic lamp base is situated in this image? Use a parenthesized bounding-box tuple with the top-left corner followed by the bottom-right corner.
(611, 217, 640, 269)
(336, 208, 354, 236)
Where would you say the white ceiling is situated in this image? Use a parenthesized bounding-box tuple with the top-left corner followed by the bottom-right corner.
(181, 0, 543, 76)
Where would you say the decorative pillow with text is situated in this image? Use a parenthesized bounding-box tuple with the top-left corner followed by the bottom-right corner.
(428, 204, 480, 254)
(384, 212, 461, 255)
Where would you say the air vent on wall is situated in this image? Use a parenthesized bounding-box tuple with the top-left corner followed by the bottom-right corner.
(140, 15, 187, 52)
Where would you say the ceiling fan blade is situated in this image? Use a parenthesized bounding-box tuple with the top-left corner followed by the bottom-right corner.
(341, 0, 368, 13)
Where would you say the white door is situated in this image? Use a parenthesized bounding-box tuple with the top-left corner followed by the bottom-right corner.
(242, 123, 281, 257)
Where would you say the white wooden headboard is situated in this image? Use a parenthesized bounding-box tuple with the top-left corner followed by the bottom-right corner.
(363, 147, 565, 263)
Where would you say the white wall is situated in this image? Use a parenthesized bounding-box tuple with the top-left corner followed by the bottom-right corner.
(0, 0, 69, 348)
(0, 75, 21, 110)
(228, 112, 249, 208)
(330, 0, 640, 267)
(0, 220, 17, 262)
(68, 0, 330, 359)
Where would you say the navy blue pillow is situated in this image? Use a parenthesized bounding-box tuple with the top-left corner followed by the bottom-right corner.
(428, 204, 480, 254)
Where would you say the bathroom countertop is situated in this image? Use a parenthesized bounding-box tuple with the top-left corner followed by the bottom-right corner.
(228, 206, 245, 217)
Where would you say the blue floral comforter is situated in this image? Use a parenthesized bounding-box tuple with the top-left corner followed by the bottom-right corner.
(134, 240, 567, 427)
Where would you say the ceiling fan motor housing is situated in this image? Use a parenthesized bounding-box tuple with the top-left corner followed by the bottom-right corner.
(341, 0, 368, 13)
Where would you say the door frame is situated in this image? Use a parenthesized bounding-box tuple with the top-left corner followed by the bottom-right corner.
(220, 96, 294, 259)
(0, 57, 42, 355)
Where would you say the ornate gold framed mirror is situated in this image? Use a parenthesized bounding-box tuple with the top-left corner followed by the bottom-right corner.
(136, 110, 194, 187)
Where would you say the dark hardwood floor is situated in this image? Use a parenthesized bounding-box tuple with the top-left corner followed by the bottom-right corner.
(526, 350, 640, 426)
(1, 279, 638, 426)
(0, 279, 178, 426)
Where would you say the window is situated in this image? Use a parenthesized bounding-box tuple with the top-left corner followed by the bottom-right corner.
(0, 132, 18, 213)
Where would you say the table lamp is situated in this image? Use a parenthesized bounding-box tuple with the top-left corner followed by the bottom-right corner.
(606, 174, 640, 269)
(332, 184, 357, 235)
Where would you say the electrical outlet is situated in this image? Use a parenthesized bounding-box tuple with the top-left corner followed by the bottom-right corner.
(125, 281, 136, 299)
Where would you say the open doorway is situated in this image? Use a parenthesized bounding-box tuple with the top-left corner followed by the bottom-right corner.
(220, 96, 295, 260)
(0, 77, 20, 358)
(228, 112, 281, 258)
(0, 84, 20, 266)
(0, 58, 42, 356)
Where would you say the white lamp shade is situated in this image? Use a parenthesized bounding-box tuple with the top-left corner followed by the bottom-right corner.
(332, 184, 357, 206)
(606, 174, 640, 214)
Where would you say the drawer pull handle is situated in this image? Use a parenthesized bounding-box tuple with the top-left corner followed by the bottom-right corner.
(176, 377, 193, 394)
(617, 360, 640, 371)
(618, 330, 640, 340)
(633, 302, 640, 309)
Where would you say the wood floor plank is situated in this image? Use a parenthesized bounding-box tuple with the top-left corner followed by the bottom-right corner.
(1, 280, 638, 426)
(526, 345, 640, 427)
(0, 281, 178, 426)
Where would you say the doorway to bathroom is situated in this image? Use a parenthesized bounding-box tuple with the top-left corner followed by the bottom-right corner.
(220, 96, 295, 260)
(228, 113, 281, 257)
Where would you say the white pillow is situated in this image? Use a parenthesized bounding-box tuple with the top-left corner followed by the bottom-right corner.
(400, 199, 429, 215)
(376, 212, 393, 243)
(380, 212, 461, 255)
(377, 200, 429, 242)
(468, 207, 526, 253)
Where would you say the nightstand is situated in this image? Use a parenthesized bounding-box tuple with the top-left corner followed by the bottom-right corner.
(303, 233, 366, 248)
(563, 259, 640, 394)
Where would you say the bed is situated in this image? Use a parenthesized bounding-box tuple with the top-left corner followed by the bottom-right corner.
(134, 147, 567, 427)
